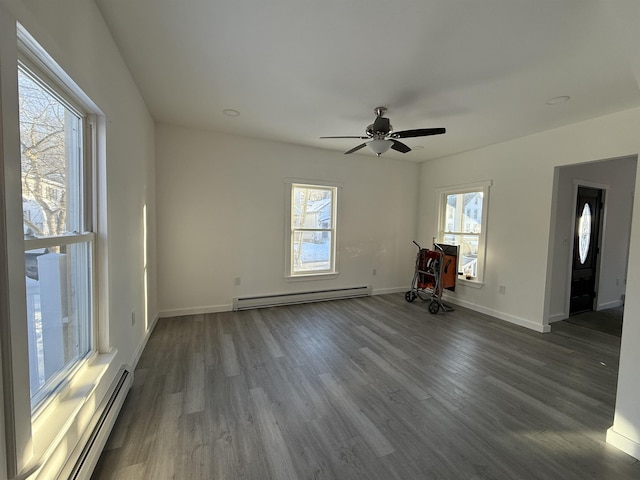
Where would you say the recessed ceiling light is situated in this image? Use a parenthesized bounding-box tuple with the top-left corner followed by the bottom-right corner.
(223, 108, 240, 116)
(546, 96, 570, 106)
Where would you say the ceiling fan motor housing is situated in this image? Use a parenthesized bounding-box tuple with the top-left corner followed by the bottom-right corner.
(367, 116, 392, 137)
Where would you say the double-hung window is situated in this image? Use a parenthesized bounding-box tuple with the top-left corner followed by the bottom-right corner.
(436, 180, 491, 284)
(19, 61, 95, 409)
(286, 181, 338, 277)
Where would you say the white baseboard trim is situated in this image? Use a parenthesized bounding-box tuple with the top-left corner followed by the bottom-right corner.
(607, 426, 640, 461)
(443, 294, 550, 333)
(159, 304, 233, 318)
(373, 286, 409, 296)
(597, 299, 624, 311)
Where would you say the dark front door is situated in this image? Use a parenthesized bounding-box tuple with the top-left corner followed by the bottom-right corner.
(570, 186, 603, 315)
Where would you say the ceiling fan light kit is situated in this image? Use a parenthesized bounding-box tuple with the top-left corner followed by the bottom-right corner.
(320, 107, 446, 156)
(367, 139, 393, 156)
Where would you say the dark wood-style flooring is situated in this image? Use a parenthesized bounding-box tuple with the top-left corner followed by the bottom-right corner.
(567, 306, 624, 337)
(92, 294, 640, 479)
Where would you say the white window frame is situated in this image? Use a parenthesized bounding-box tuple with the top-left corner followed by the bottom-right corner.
(0, 22, 113, 479)
(18, 58, 97, 411)
(435, 180, 492, 287)
(284, 178, 340, 279)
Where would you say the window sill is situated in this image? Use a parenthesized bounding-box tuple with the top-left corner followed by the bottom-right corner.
(285, 272, 339, 282)
(27, 349, 119, 479)
(457, 277, 484, 289)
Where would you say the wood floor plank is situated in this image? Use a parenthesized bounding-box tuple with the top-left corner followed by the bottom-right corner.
(249, 386, 300, 480)
(250, 309, 285, 358)
(183, 351, 205, 414)
(144, 391, 183, 480)
(358, 346, 431, 400)
(318, 372, 395, 458)
(221, 333, 241, 377)
(93, 294, 640, 480)
(355, 324, 410, 360)
(226, 373, 263, 468)
(110, 463, 145, 480)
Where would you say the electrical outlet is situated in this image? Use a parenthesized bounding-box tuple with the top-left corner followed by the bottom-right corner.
(234, 276, 241, 286)
(498, 285, 506, 294)
(372, 269, 377, 276)
(131, 311, 136, 326)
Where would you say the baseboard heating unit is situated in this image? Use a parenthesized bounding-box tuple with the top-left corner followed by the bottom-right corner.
(233, 285, 372, 311)
(66, 367, 132, 480)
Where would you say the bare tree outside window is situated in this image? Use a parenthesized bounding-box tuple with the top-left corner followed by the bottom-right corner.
(19, 68, 74, 238)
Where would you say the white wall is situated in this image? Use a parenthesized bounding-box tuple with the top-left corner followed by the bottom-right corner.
(548, 156, 636, 321)
(155, 124, 420, 315)
(0, 0, 157, 476)
(609, 199, 640, 458)
(418, 106, 640, 332)
(602, 0, 640, 461)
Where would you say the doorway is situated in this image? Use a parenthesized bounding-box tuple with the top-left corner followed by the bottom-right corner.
(569, 186, 603, 315)
(546, 156, 636, 330)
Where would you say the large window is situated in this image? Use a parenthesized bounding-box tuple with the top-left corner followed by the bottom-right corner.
(287, 182, 338, 276)
(436, 181, 491, 283)
(19, 62, 94, 409)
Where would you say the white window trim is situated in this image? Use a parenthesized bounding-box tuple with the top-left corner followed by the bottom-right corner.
(284, 178, 342, 280)
(435, 180, 492, 287)
(0, 22, 114, 479)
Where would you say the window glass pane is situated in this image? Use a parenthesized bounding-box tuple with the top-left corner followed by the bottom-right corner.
(445, 192, 483, 234)
(460, 234, 479, 277)
(25, 242, 92, 405)
(293, 186, 333, 229)
(440, 182, 490, 281)
(292, 231, 332, 273)
(19, 67, 83, 238)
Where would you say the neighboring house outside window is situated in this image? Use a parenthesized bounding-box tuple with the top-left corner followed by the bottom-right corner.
(285, 180, 339, 277)
(436, 180, 491, 284)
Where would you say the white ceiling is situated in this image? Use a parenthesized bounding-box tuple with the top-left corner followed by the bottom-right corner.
(95, 0, 640, 161)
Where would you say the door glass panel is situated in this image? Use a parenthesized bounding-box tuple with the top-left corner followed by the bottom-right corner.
(578, 203, 591, 264)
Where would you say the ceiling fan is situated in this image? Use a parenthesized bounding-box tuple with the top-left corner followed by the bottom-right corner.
(320, 107, 445, 156)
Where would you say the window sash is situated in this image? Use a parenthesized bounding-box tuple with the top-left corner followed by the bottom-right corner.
(24, 231, 95, 249)
(436, 181, 491, 283)
(19, 61, 90, 240)
(18, 60, 95, 410)
(293, 228, 333, 232)
(287, 181, 339, 277)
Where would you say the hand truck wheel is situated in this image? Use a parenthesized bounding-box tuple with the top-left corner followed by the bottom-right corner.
(428, 300, 440, 314)
(405, 291, 417, 302)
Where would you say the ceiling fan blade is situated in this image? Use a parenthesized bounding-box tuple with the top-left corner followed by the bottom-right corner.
(391, 127, 446, 139)
(372, 116, 391, 134)
(390, 139, 411, 153)
(344, 143, 367, 154)
(320, 135, 369, 139)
